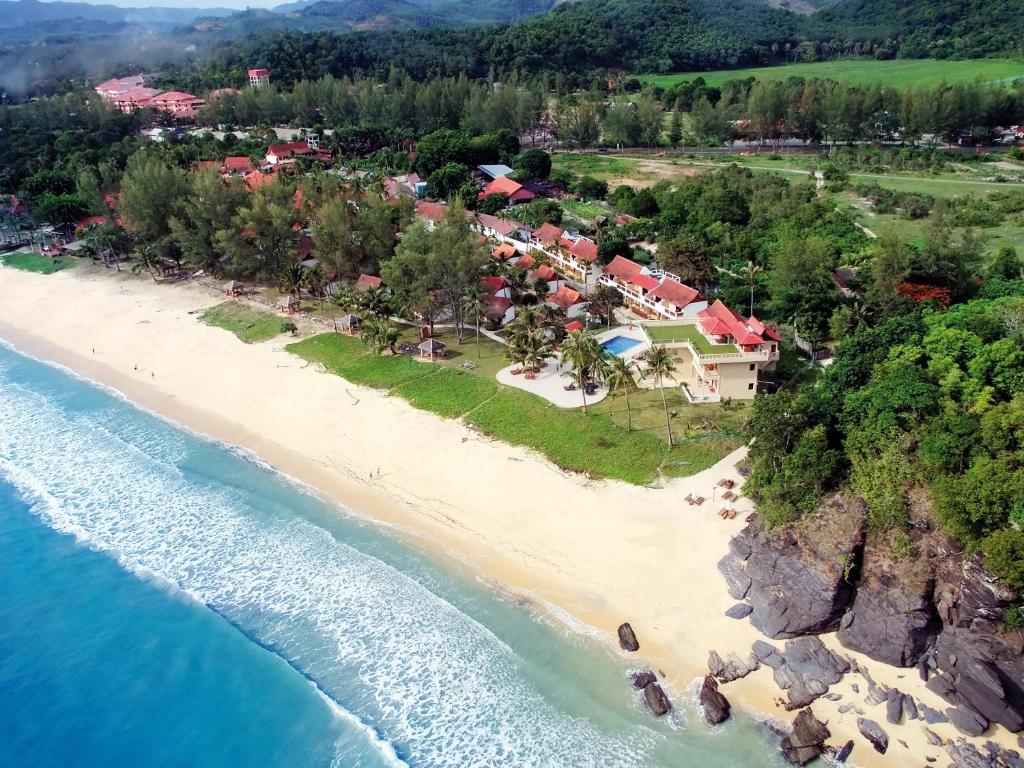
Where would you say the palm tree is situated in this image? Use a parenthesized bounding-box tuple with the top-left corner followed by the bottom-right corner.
(131, 242, 162, 282)
(605, 356, 638, 431)
(328, 285, 356, 333)
(361, 316, 399, 355)
(358, 286, 391, 317)
(560, 329, 603, 415)
(642, 344, 677, 445)
(304, 263, 328, 310)
(461, 287, 489, 359)
(279, 262, 306, 299)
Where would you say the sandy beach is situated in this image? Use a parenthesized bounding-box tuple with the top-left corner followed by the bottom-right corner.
(0, 263, 1017, 766)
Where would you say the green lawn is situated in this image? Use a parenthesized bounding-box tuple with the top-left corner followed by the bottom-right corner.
(199, 301, 294, 344)
(552, 154, 645, 181)
(561, 199, 611, 220)
(640, 58, 1024, 90)
(287, 331, 747, 485)
(644, 323, 739, 354)
(0, 250, 76, 274)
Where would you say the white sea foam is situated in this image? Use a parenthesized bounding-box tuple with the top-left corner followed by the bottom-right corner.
(0, 350, 659, 768)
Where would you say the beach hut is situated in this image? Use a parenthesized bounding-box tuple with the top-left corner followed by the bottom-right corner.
(223, 280, 245, 297)
(276, 294, 300, 315)
(418, 338, 447, 361)
(339, 313, 362, 336)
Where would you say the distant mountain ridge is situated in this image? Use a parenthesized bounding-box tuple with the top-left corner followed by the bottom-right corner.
(0, 0, 233, 29)
(184, 0, 561, 35)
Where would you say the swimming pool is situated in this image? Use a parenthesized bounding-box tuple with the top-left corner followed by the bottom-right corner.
(601, 335, 641, 356)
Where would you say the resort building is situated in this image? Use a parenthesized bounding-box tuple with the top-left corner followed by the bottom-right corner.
(265, 138, 332, 166)
(148, 92, 207, 120)
(248, 68, 271, 88)
(598, 256, 704, 320)
(478, 176, 535, 204)
(640, 299, 780, 401)
(527, 222, 599, 283)
(475, 213, 531, 250)
(95, 75, 146, 103)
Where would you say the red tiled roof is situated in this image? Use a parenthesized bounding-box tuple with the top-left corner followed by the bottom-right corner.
(223, 156, 254, 172)
(480, 276, 506, 294)
(492, 243, 519, 260)
(513, 254, 536, 270)
(151, 91, 197, 102)
(476, 213, 522, 237)
(485, 296, 513, 317)
(528, 265, 557, 282)
(569, 239, 599, 263)
(532, 222, 563, 247)
(547, 285, 583, 309)
(628, 273, 661, 292)
(564, 320, 583, 332)
(355, 274, 382, 290)
(248, 68, 269, 77)
(647, 278, 700, 309)
(697, 299, 775, 345)
(603, 255, 645, 280)
(480, 176, 525, 198)
(244, 170, 274, 191)
(415, 201, 447, 221)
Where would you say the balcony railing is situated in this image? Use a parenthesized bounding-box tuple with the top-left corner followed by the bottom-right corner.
(596, 275, 684, 319)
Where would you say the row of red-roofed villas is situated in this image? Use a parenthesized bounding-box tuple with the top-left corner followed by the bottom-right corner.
(95, 69, 271, 121)
(410, 197, 779, 399)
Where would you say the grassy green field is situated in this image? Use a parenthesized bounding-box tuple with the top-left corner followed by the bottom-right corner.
(199, 302, 295, 343)
(0, 250, 76, 274)
(286, 331, 747, 485)
(640, 58, 1024, 90)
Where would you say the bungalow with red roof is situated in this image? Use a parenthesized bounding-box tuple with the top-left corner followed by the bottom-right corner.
(484, 295, 516, 326)
(474, 213, 531, 249)
(355, 273, 384, 292)
(546, 285, 587, 318)
(527, 264, 563, 294)
(478, 176, 535, 205)
(266, 139, 331, 166)
(480, 275, 512, 299)
(223, 156, 255, 175)
(530, 222, 563, 249)
(491, 243, 519, 261)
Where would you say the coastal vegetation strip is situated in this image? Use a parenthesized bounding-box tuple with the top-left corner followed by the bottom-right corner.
(0, 251, 75, 275)
(199, 302, 294, 344)
(639, 58, 1024, 90)
(286, 333, 744, 485)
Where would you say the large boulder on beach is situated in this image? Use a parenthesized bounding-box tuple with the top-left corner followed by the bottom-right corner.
(857, 718, 888, 754)
(738, 497, 866, 638)
(709, 650, 760, 683)
(617, 622, 639, 652)
(837, 540, 941, 667)
(643, 681, 671, 716)
(630, 670, 656, 689)
(698, 675, 731, 724)
(772, 636, 850, 709)
(780, 708, 830, 766)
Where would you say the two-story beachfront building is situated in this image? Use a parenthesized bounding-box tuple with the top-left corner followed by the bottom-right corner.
(641, 299, 780, 401)
(598, 255, 703, 320)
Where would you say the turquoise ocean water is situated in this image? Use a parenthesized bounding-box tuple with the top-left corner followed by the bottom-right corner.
(0, 340, 785, 767)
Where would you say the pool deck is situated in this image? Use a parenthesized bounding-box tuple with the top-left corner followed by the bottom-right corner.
(496, 356, 610, 409)
(596, 326, 650, 359)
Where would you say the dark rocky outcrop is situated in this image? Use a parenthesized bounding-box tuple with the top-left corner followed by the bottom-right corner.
(857, 718, 888, 754)
(725, 603, 753, 619)
(923, 727, 942, 746)
(734, 497, 866, 639)
(771, 636, 850, 709)
(946, 738, 996, 768)
(643, 681, 671, 716)
(717, 551, 752, 601)
(833, 740, 854, 762)
(837, 540, 941, 666)
(885, 688, 905, 724)
(698, 675, 731, 724)
(708, 650, 759, 683)
(617, 622, 639, 652)
(630, 670, 656, 689)
(947, 706, 990, 737)
(780, 708, 830, 766)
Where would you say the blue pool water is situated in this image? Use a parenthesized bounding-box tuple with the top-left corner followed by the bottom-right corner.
(0, 339, 784, 768)
(602, 335, 642, 356)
